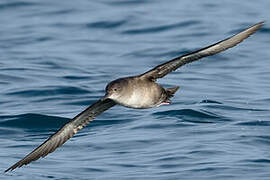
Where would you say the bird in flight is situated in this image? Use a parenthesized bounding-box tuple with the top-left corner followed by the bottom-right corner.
(5, 22, 263, 172)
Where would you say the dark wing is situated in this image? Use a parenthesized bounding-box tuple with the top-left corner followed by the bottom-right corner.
(140, 22, 263, 80)
(5, 98, 116, 172)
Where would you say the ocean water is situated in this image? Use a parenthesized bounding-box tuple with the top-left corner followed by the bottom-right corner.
(1, 0, 270, 179)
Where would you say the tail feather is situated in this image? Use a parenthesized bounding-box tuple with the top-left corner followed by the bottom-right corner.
(166, 86, 180, 98)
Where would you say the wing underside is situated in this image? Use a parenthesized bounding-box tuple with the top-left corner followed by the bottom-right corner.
(5, 98, 116, 172)
(140, 22, 263, 80)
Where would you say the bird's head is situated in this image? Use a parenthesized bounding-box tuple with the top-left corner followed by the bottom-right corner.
(103, 78, 126, 101)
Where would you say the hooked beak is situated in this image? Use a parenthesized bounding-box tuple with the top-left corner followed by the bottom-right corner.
(101, 93, 111, 101)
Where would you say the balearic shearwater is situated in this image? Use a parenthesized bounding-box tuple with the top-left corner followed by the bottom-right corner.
(5, 22, 263, 172)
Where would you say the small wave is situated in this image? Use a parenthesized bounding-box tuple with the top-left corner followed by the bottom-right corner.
(6, 86, 90, 97)
(0, 1, 36, 11)
(86, 19, 127, 29)
(239, 135, 270, 146)
(200, 103, 267, 112)
(107, 0, 150, 6)
(0, 112, 130, 131)
(0, 113, 69, 130)
(235, 120, 270, 126)
(44, 9, 76, 16)
(0, 73, 28, 84)
(81, 167, 109, 173)
(62, 75, 91, 80)
(122, 20, 200, 35)
(199, 99, 222, 104)
(259, 26, 270, 34)
(153, 109, 228, 123)
(246, 158, 270, 164)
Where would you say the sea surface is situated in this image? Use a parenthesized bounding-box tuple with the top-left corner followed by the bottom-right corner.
(1, 0, 270, 179)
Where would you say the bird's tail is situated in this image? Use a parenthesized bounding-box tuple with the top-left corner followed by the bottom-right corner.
(165, 86, 180, 98)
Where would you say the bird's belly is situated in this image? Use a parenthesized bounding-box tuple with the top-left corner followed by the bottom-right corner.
(118, 90, 156, 109)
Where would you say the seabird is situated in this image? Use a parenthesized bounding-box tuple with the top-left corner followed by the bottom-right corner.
(5, 22, 263, 172)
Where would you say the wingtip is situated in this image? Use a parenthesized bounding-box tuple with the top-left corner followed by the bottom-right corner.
(247, 21, 264, 30)
(5, 157, 29, 173)
(256, 21, 264, 24)
(241, 21, 264, 37)
(4, 167, 13, 173)
(256, 21, 264, 27)
(4, 164, 18, 173)
(252, 21, 264, 30)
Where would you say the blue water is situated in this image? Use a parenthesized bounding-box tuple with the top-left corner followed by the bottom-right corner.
(1, 0, 270, 179)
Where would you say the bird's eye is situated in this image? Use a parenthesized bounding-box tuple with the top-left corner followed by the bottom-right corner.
(114, 88, 117, 91)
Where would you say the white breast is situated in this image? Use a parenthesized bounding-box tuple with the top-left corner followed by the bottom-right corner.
(125, 91, 143, 108)
(118, 87, 157, 109)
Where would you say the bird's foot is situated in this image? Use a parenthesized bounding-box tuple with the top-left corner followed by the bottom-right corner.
(157, 100, 171, 107)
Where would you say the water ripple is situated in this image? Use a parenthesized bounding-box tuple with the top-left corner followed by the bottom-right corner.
(0, 1, 36, 10)
(153, 109, 229, 123)
(1, 0, 269, 179)
(6, 86, 90, 97)
(86, 19, 127, 29)
(122, 20, 200, 35)
(235, 120, 270, 126)
(0, 113, 69, 130)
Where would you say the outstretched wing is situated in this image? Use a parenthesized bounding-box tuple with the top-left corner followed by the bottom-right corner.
(140, 22, 263, 80)
(5, 98, 116, 172)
